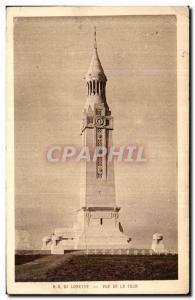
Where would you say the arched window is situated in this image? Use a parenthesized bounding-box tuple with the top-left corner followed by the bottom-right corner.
(93, 80, 95, 95)
(102, 82, 105, 96)
(97, 81, 99, 94)
(100, 81, 102, 95)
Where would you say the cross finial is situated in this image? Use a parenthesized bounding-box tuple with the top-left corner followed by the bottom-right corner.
(94, 26, 97, 49)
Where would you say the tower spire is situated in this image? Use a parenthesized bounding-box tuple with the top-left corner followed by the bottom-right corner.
(94, 26, 97, 49)
(85, 27, 107, 83)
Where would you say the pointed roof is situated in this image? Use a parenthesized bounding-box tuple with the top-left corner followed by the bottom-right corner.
(85, 28, 107, 82)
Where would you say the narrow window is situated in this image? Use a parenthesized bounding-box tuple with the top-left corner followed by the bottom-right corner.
(90, 81, 92, 95)
(87, 82, 89, 95)
(100, 218, 103, 225)
(97, 81, 99, 94)
(93, 80, 95, 95)
(103, 83, 105, 96)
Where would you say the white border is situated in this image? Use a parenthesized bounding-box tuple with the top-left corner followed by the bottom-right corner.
(3, 3, 190, 297)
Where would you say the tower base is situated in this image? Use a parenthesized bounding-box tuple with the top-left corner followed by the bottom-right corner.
(42, 207, 132, 254)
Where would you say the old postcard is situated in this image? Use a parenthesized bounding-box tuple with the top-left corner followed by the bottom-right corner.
(6, 6, 189, 295)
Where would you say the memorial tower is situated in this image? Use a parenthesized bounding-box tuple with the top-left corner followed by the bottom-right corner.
(74, 29, 131, 251)
(42, 29, 131, 254)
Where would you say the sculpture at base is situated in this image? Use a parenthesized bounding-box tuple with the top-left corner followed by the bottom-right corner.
(151, 233, 166, 254)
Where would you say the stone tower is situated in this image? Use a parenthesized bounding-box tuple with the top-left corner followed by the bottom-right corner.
(74, 29, 131, 252)
(42, 29, 131, 254)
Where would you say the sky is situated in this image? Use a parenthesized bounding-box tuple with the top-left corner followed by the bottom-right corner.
(14, 15, 177, 250)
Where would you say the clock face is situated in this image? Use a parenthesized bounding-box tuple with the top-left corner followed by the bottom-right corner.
(96, 117, 104, 126)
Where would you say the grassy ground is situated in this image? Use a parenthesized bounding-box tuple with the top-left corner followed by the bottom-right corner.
(15, 252, 178, 282)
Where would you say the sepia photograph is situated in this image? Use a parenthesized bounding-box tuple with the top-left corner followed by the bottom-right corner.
(6, 6, 189, 295)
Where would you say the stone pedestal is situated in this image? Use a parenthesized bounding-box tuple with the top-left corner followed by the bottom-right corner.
(74, 207, 131, 250)
(42, 206, 132, 254)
